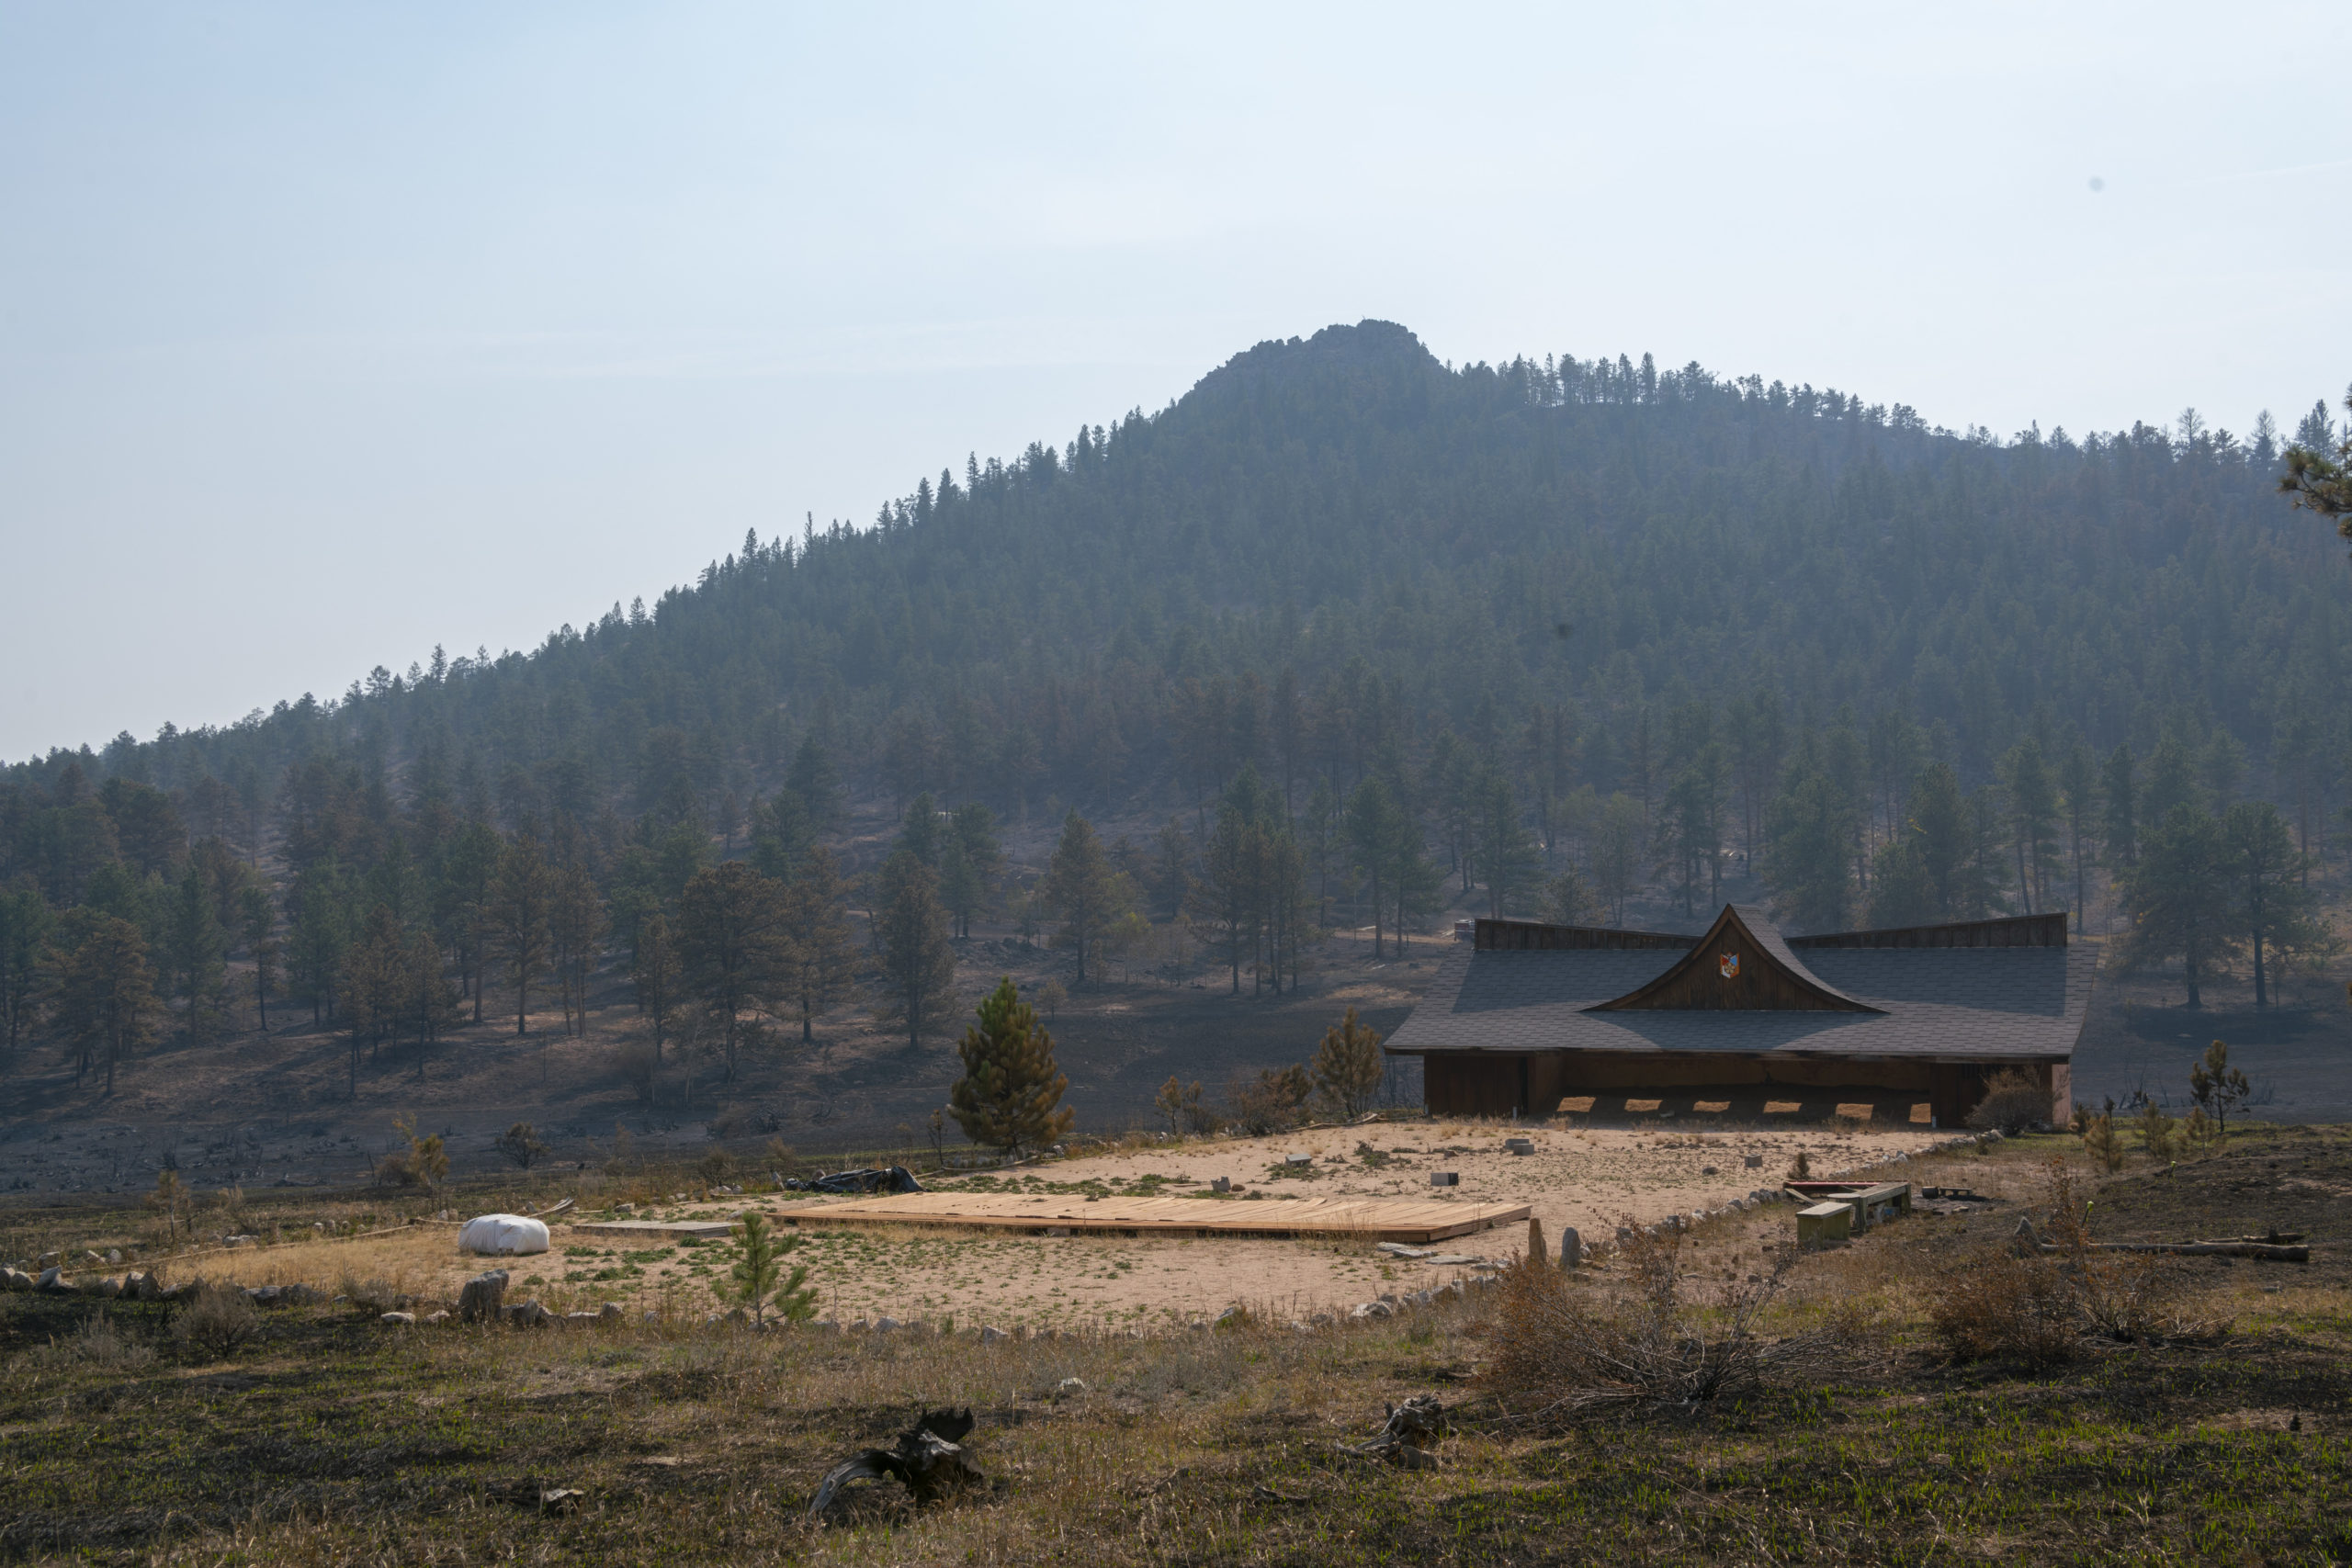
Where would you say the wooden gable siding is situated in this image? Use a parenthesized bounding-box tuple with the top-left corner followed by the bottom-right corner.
(1589, 904, 1882, 1014)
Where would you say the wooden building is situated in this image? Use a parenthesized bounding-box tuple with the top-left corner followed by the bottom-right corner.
(1385, 904, 2091, 1125)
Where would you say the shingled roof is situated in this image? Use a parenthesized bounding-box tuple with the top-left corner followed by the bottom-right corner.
(1385, 907, 2094, 1062)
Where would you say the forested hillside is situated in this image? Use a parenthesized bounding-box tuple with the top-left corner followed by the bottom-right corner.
(2, 320, 2346, 1096)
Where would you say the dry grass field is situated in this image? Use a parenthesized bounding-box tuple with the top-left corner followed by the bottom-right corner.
(4, 1121, 2350, 1564)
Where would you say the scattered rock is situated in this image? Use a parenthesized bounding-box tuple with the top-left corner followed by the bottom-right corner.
(979, 1325, 1010, 1343)
(539, 1488, 584, 1515)
(37, 1267, 72, 1294)
(0, 1267, 32, 1292)
(424, 1310, 451, 1324)
(599, 1302, 624, 1320)
(457, 1269, 509, 1324)
(381, 1311, 417, 1325)
(565, 1311, 602, 1325)
(873, 1315, 901, 1334)
(1350, 1301, 1393, 1320)
(504, 1299, 554, 1327)
(1559, 1226, 1582, 1270)
(1052, 1378, 1087, 1400)
(81, 1276, 122, 1298)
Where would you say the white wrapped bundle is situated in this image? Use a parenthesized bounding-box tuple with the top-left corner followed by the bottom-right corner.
(457, 1213, 551, 1256)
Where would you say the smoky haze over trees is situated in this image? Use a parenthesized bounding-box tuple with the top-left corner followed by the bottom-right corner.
(2, 321, 2347, 1104)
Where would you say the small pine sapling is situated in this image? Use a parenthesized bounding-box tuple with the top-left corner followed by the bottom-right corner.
(2135, 1100, 2177, 1164)
(2188, 1040, 2251, 1140)
(2181, 1104, 2218, 1156)
(1789, 1150, 1812, 1179)
(2082, 1110, 2125, 1173)
(724, 1212, 814, 1325)
(1311, 1006, 1386, 1120)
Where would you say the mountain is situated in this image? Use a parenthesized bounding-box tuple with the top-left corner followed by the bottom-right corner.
(16, 320, 2335, 832)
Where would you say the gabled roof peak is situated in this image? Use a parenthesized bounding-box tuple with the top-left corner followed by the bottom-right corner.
(1586, 904, 1884, 1014)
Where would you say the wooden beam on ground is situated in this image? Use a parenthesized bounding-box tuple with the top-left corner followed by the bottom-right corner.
(763, 1192, 1531, 1243)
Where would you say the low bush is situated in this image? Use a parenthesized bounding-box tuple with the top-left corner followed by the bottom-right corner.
(173, 1282, 261, 1359)
(1966, 1068, 2049, 1134)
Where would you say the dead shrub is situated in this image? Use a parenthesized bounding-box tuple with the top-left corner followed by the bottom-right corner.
(1965, 1068, 2049, 1134)
(2073, 1251, 2231, 1347)
(1481, 1219, 1843, 1421)
(29, 1312, 156, 1372)
(336, 1273, 410, 1315)
(1925, 1251, 2084, 1365)
(173, 1282, 261, 1359)
(1927, 1157, 2231, 1362)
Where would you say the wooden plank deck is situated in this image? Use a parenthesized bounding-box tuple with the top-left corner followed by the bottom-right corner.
(769, 1192, 1529, 1243)
(571, 1219, 735, 1240)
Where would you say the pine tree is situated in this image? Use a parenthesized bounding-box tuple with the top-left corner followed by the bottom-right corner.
(165, 861, 226, 1043)
(286, 858, 350, 1026)
(240, 884, 277, 1032)
(1589, 793, 1644, 925)
(435, 819, 500, 1022)
(784, 734, 842, 831)
(2222, 800, 2320, 1010)
(783, 846, 857, 1043)
(1041, 811, 1129, 985)
(1311, 1006, 1385, 1118)
(2056, 739, 2100, 933)
(1765, 744, 1853, 932)
(2001, 738, 2059, 916)
(50, 911, 159, 1093)
(948, 976, 1076, 1157)
(873, 850, 956, 1047)
(488, 834, 552, 1036)
(2099, 744, 2138, 873)
(2120, 806, 2239, 1007)
(937, 803, 1001, 939)
(2279, 386, 2352, 525)
(548, 857, 605, 1040)
(0, 884, 51, 1065)
(677, 861, 791, 1080)
(897, 791, 942, 866)
(632, 911, 680, 1055)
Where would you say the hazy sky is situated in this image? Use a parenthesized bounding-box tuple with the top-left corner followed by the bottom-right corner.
(4, 3, 2347, 762)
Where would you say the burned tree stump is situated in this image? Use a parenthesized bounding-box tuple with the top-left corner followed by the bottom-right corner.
(808, 1407, 985, 1519)
(1339, 1394, 1450, 1469)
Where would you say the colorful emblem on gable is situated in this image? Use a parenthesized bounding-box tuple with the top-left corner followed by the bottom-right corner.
(1719, 952, 1740, 979)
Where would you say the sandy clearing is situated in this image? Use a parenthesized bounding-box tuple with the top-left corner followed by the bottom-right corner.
(143, 1122, 1950, 1330)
